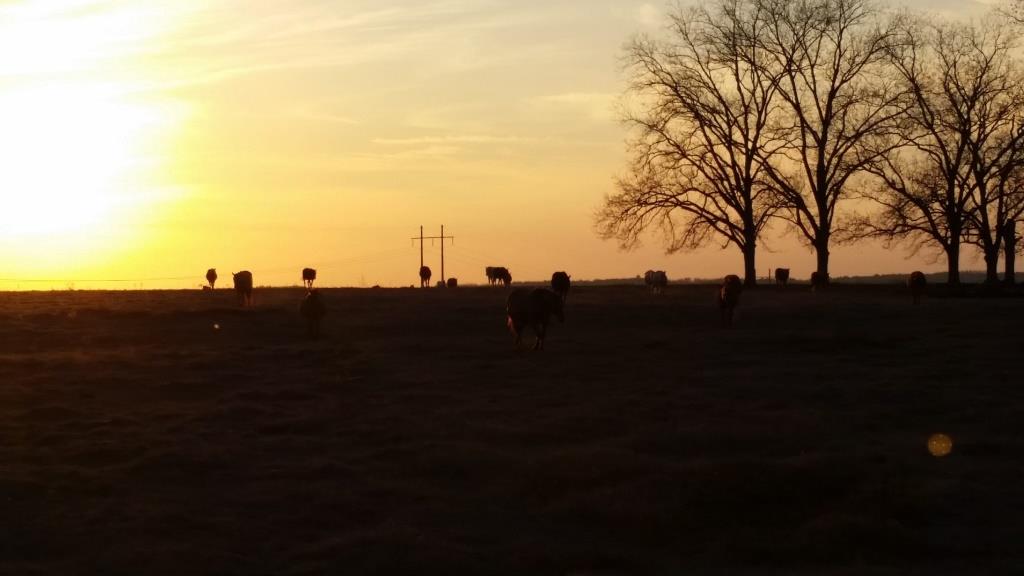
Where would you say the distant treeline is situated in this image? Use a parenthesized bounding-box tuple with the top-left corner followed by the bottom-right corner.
(508, 271, 995, 286)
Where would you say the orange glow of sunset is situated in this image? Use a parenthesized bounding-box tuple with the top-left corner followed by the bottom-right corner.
(0, 0, 995, 290)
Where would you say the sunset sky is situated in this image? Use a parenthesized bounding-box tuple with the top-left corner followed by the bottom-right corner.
(0, 0, 1001, 289)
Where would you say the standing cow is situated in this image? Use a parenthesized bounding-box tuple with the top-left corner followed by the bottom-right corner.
(908, 271, 927, 304)
(644, 270, 668, 294)
(419, 266, 432, 288)
(494, 267, 512, 287)
(551, 271, 571, 303)
(302, 268, 317, 290)
(485, 267, 498, 285)
(205, 268, 218, 290)
(810, 271, 828, 291)
(775, 268, 790, 287)
(300, 289, 327, 338)
(506, 287, 565, 350)
(233, 271, 254, 307)
(719, 274, 743, 326)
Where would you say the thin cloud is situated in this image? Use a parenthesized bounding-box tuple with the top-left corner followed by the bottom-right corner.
(530, 92, 618, 121)
(372, 135, 535, 145)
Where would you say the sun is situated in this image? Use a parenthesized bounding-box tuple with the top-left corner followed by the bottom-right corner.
(0, 84, 165, 239)
(0, 1, 189, 257)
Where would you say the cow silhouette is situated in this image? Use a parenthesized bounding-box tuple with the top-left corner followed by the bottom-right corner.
(206, 268, 218, 290)
(302, 268, 317, 290)
(775, 268, 790, 287)
(810, 271, 828, 291)
(419, 266, 432, 288)
(233, 271, 254, 307)
(908, 271, 927, 304)
(719, 274, 742, 326)
(644, 270, 668, 294)
(506, 287, 564, 350)
(300, 289, 327, 338)
(551, 271, 571, 303)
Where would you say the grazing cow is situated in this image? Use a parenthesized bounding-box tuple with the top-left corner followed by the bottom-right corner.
(206, 268, 218, 290)
(494, 267, 512, 287)
(300, 289, 327, 338)
(551, 271, 571, 303)
(719, 274, 743, 326)
(908, 271, 927, 304)
(302, 267, 317, 290)
(447, 277, 458, 288)
(232, 271, 254, 307)
(419, 266, 432, 288)
(810, 271, 829, 291)
(644, 270, 668, 294)
(775, 268, 790, 287)
(506, 287, 564, 350)
(485, 267, 498, 285)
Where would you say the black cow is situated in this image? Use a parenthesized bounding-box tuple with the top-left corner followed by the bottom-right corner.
(908, 271, 927, 304)
(644, 270, 668, 294)
(494, 267, 512, 287)
(233, 271, 254, 307)
(302, 267, 317, 290)
(775, 268, 790, 287)
(300, 289, 327, 338)
(719, 274, 742, 326)
(551, 271, 571, 302)
(419, 266, 432, 288)
(810, 271, 828, 291)
(206, 268, 218, 290)
(506, 288, 564, 350)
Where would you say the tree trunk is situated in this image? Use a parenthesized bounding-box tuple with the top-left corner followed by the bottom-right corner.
(742, 246, 757, 288)
(946, 239, 961, 286)
(983, 248, 1000, 284)
(1004, 220, 1016, 285)
(814, 237, 830, 287)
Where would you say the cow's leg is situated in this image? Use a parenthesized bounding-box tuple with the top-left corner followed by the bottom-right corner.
(509, 318, 523, 347)
(533, 322, 546, 350)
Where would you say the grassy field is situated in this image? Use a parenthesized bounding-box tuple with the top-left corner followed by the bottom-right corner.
(0, 284, 1021, 575)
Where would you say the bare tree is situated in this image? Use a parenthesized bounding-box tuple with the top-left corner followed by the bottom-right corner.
(954, 19, 1024, 284)
(756, 0, 907, 287)
(855, 16, 980, 286)
(596, 0, 782, 287)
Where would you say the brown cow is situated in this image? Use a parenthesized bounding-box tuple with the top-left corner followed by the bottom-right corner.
(506, 287, 564, 350)
(419, 266, 432, 288)
(908, 271, 927, 304)
(719, 274, 743, 326)
(300, 289, 327, 338)
(233, 271, 253, 307)
(302, 267, 317, 290)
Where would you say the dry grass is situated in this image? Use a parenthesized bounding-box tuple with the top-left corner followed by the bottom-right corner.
(0, 285, 1021, 575)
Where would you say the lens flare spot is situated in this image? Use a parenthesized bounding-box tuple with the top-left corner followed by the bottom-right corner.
(927, 433, 953, 457)
(213, 323, 220, 331)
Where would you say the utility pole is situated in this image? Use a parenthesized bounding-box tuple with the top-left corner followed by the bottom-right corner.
(410, 225, 455, 285)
